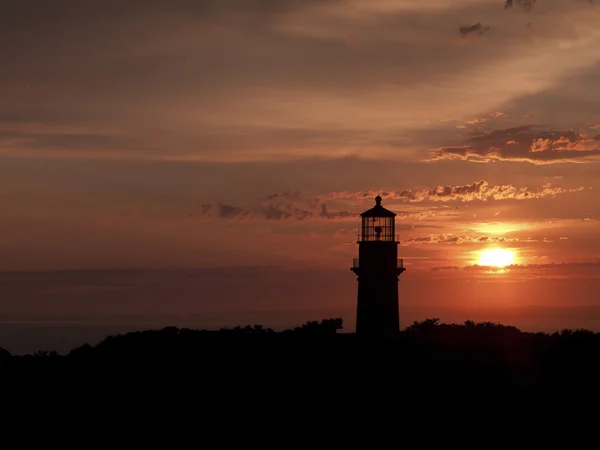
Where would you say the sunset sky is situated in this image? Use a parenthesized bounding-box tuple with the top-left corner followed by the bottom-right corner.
(2, 0, 600, 353)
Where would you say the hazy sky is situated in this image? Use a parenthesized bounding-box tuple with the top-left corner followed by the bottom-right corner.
(2, 0, 600, 351)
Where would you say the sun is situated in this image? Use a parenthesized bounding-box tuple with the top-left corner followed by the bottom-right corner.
(477, 248, 515, 268)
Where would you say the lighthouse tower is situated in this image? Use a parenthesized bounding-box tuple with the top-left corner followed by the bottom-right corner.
(351, 195, 406, 337)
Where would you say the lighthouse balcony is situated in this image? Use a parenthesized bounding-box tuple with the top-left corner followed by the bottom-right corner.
(352, 258, 404, 269)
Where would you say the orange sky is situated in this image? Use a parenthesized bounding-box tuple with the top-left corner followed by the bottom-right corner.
(2, 0, 600, 352)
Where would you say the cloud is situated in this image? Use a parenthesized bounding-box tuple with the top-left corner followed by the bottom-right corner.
(402, 234, 538, 245)
(265, 191, 305, 201)
(198, 177, 588, 223)
(428, 125, 600, 164)
(459, 23, 491, 38)
(1, 0, 599, 162)
(432, 260, 600, 273)
(200, 202, 355, 222)
(396, 211, 450, 221)
(325, 180, 586, 203)
(504, 0, 538, 11)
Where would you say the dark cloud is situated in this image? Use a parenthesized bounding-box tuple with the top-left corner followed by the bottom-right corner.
(459, 23, 490, 38)
(201, 202, 355, 221)
(504, 0, 538, 11)
(428, 125, 600, 164)
(265, 191, 305, 201)
(218, 204, 248, 219)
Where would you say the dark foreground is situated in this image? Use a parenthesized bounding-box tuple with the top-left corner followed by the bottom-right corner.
(2, 318, 600, 397)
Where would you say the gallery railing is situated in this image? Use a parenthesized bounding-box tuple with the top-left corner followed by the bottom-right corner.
(352, 258, 404, 269)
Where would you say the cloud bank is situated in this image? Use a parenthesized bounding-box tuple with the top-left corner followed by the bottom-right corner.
(1, 0, 599, 161)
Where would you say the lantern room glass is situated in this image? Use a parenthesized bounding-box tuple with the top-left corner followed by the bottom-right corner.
(361, 216, 395, 242)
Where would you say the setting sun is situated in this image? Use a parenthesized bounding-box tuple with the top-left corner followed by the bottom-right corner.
(477, 249, 515, 268)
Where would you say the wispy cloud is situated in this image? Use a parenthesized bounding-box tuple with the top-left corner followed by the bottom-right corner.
(324, 180, 586, 203)
(403, 234, 538, 245)
(197, 178, 587, 223)
(432, 260, 600, 273)
(428, 125, 600, 164)
(199, 202, 356, 221)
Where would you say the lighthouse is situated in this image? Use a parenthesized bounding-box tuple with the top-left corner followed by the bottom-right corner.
(351, 195, 406, 337)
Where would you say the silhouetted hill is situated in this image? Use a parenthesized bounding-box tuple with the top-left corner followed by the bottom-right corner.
(3, 317, 600, 397)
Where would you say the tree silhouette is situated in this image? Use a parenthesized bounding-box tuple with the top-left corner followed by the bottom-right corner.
(2, 315, 600, 400)
(405, 318, 440, 332)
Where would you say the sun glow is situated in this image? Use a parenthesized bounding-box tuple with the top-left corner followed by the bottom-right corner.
(477, 248, 515, 268)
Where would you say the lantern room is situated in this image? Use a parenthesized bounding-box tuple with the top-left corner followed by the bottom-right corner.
(358, 195, 397, 242)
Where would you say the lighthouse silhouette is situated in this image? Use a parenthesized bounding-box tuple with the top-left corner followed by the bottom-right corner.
(351, 195, 406, 337)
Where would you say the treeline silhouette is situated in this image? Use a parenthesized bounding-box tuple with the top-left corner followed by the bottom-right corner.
(2, 317, 600, 396)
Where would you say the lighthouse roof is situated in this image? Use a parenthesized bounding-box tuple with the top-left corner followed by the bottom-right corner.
(360, 196, 396, 218)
